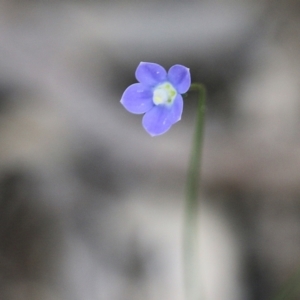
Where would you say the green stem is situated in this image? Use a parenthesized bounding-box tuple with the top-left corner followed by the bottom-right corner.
(184, 83, 206, 300)
(272, 266, 300, 300)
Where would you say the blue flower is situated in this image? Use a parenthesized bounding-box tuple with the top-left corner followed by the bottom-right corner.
(120, 62, 191, 136)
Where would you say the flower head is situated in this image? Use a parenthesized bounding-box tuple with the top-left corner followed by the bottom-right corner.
(120, 62, 191, 136)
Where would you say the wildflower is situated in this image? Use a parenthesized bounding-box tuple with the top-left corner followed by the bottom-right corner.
(120, 62, 191, 136)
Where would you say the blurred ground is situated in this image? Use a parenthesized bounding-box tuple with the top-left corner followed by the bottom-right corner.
(0, 0, 300, 299)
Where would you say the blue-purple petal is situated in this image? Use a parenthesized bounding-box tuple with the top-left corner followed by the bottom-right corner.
(135, 62, 167, 86)
(142, 106, 173, 136)
(168, 65, 191, 94)
(120, 83, 154, 114)
(169, 94, 184, 123)
(142, 95, 183, 136)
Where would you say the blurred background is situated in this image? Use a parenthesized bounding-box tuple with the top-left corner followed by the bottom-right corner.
(1, 0, 300, 299)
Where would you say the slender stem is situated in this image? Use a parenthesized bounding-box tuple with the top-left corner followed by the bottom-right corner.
(184, 83, 206, 300)
(272, 266, 300, 300)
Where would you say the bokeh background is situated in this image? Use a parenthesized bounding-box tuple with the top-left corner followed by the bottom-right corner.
(1, 0, 300, 299)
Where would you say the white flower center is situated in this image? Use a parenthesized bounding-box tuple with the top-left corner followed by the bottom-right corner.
(153, 82, 177, 106)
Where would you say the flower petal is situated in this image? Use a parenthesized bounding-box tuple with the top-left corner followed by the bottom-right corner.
(142, 95, 183, 136)
(169, 94, 184, 123)
(120, 83, 154, 114)
(135, 62, 167, 86)
(142, 106, 173, 136)
(168, 65, 191, 94)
